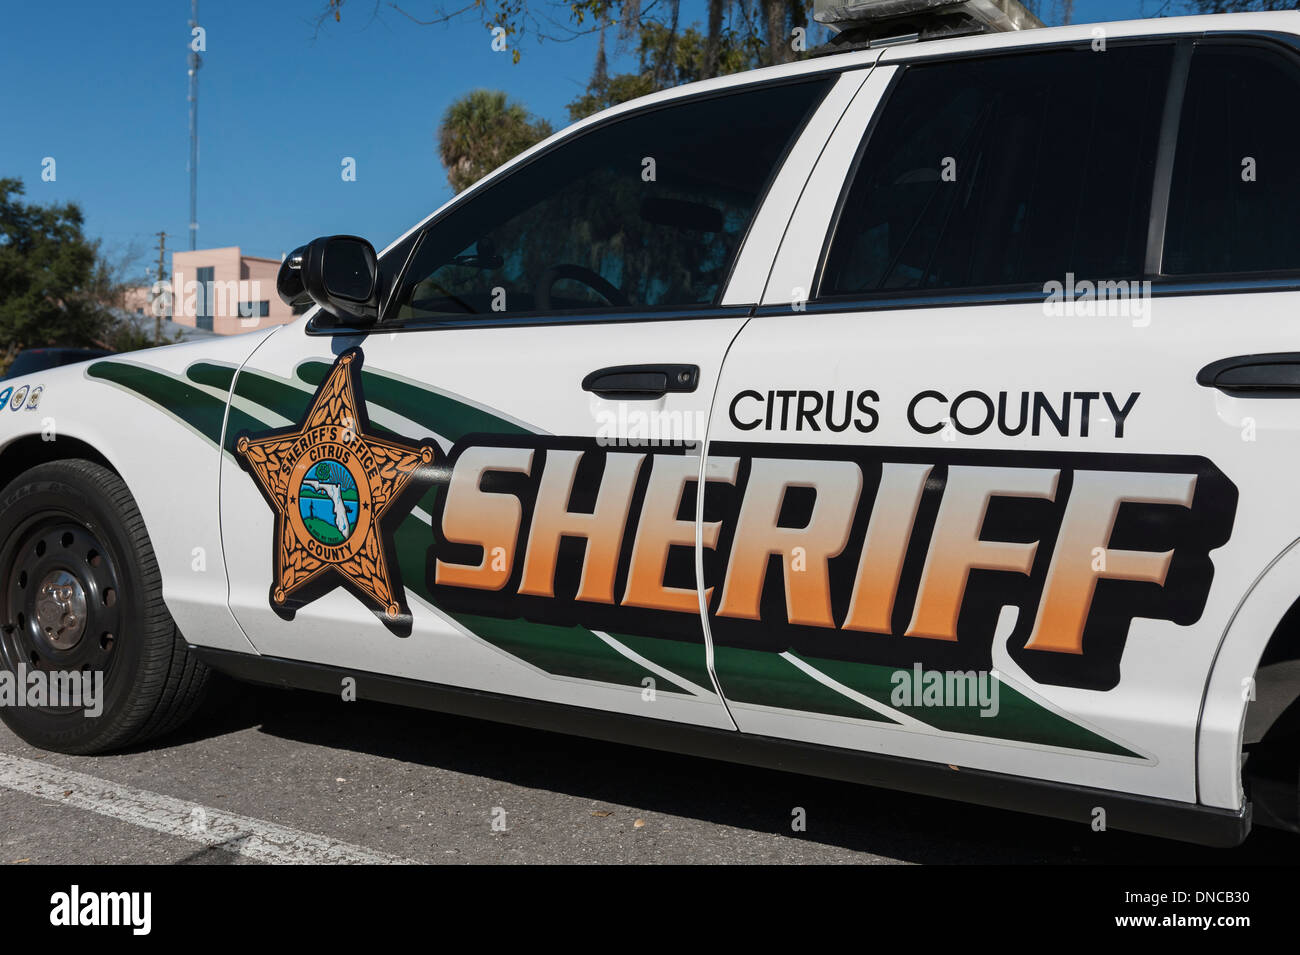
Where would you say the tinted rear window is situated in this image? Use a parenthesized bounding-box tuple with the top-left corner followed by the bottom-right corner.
(821, 46, 1171, 296)
(1163, 44, 1300, 276)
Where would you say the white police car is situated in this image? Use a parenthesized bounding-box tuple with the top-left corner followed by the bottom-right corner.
(2, 8, 1299, 846)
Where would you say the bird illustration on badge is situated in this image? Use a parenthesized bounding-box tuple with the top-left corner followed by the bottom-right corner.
(234, 348, 438, 635)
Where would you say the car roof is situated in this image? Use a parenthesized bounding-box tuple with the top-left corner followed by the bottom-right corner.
(662, 10, 1300, 79)
(876, 10, 1300, 63)
(544, 10, 1300, 129)
(381, 10, 1300, 261)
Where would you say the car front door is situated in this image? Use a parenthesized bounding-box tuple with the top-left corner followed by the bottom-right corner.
(216, 71, 858, 728)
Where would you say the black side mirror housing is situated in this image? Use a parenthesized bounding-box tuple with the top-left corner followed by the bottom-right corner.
(277, 246, 312, 309)
(278, 235, 381, 325)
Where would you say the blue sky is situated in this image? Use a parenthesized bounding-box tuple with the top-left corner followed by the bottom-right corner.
(0, 0, 1169, 279)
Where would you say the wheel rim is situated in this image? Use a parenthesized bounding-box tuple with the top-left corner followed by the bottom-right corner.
(34, 568, 87, 650)
(0, 513, 123, 708)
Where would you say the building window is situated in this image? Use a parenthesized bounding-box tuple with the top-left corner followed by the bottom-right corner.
(196, 266, 214, 331)
(239, 300, 270, 319)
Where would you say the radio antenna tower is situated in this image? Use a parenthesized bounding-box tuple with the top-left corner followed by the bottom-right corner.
(187, 0, 201, 250)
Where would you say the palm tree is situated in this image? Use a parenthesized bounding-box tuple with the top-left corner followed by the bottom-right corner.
(436, 90, 554, 194)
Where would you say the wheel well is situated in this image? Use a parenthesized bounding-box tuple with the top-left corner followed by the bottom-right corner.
(1242, 597, 1300, 831)
(1258, 597, 1300, 667)
(0, 435, 117, 495)
(1243, 597, 1300, 745)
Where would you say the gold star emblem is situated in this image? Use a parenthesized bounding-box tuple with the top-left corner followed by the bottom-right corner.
(234, 348, 436, 633)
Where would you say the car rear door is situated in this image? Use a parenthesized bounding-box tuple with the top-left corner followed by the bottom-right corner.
(701, 35, 1300, 806)
(216, 69, 867, 729)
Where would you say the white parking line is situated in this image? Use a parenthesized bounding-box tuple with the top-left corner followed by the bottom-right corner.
(0, 753, 415, 865)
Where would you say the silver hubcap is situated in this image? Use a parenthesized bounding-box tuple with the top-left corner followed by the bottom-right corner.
(34, 570, 87, 650)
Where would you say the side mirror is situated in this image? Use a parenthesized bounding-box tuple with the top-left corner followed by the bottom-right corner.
(278, 235, 381, 325)
(277, 246, 312, 309)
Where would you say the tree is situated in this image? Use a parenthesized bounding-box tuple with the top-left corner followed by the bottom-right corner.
(567, 17, 757, 119)
(326, 1, 822, 183)
(86, 240, 175, 352)
(436, 89, 554, 193)
(0, 178, 115, 354)
(566, 0, 812, 91)
(102, 319, 174, 353)
(322, 1, 820, 93)
(0, 179, 179, 367)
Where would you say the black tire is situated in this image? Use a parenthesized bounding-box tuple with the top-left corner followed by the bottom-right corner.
(0, 459, 209, 753)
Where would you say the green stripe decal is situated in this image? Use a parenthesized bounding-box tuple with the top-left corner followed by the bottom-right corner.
(88, 361, 228, 445)
(297, 361, 532, 442)
(791, 653, 1135, 756)
(604, 631, 716, 692)
(226, 366, 408, 449)
(203, 364, 305, 417)
(392, 512, 688, 693)
(454, 612, 689, 693)
(712, 646, 898, 722)
(185, 361, 237, 392)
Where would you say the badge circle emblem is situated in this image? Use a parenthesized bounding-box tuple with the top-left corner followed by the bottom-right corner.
(286, 444, 372, 563)
(297, 457, 361, 545)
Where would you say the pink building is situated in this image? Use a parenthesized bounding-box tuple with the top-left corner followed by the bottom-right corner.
(170, 247, 296, 335)
(121, 285, 153, 317)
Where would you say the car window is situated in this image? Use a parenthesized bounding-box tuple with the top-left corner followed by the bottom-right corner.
(390, 79, 831, 321)
(820, 46, 1171, 297)
(1162, 45, 1300, 276)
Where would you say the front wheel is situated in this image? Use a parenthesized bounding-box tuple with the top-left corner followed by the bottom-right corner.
(0, 459, 208, 753)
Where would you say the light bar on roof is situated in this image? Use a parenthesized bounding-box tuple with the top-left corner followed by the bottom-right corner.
(813, 0, 1043, 41)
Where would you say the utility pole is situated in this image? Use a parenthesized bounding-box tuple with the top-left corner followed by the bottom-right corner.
(187, 0, 201, 251)
(152, 231, 169, 345)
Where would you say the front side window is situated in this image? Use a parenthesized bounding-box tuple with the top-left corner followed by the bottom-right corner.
(390, 79, 831, 321)
(820, 46, 1172, 297)
(1163, 44, 1300, 276)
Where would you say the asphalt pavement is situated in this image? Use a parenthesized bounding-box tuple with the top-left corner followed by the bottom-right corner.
(0, 676, 1296, 864)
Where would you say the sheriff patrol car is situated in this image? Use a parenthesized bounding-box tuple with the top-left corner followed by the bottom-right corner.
(2, 8, 1298, 847)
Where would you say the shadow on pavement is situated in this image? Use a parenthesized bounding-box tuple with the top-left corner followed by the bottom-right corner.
(165, 677, 1300, 865)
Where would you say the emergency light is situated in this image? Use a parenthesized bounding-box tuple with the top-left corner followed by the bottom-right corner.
(813, 0, 1043, 48)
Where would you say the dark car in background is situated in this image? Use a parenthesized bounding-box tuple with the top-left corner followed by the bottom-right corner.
(2, 347, 112, 380)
